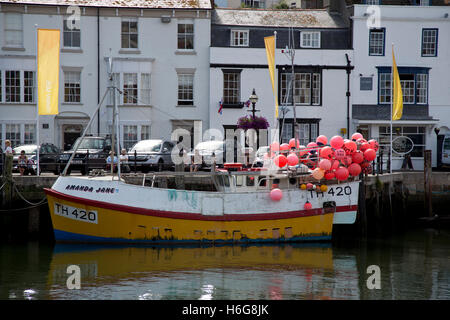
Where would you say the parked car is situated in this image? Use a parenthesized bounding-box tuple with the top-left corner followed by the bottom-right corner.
(127, 139, 176, 172)
(190, 140, 225, 169)
(59, 135, 112, 175)
(12, 143, 61, 175)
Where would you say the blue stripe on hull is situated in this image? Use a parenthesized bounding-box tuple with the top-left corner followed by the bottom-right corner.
(54, 229, 331, 245)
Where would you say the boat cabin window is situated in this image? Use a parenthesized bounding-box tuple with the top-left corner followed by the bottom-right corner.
(246, 176, 255, 187)
(258, 176, 267, 187)
(235, 175, 243, 187)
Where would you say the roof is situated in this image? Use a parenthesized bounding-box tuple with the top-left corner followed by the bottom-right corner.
(0, 0, 212, 9)
(212, 8, 349, 28)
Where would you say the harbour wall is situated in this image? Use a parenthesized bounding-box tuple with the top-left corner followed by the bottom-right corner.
(1, 172, 449, 242)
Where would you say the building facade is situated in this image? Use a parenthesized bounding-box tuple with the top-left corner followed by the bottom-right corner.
(0, 0, 211, 151)
(210, 8, 353, 149)
(350, 4, 450, 169)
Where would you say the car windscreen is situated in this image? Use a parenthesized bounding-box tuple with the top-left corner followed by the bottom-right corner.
(130, 140, 162, 152)
(72, 138, 105, 150)
(13, 145, 37, 154)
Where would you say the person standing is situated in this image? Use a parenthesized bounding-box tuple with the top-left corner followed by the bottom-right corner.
(119, 149, 130, 173)
(4, 140, 13, 155)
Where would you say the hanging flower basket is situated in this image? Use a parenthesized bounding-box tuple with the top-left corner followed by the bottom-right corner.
(236, 115, 270, 130)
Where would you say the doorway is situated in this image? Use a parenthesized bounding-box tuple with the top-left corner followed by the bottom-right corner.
(63, 125, 83, 150)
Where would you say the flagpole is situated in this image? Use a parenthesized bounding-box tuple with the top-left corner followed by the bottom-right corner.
(390, 43, 394, 174)
(35, 25, 40, 176)
(274, 31, 279, 144)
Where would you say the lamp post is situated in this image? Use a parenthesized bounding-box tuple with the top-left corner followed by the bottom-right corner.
(248, 88, 260, 119)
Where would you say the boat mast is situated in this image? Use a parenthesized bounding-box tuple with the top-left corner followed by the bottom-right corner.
(107, 57, 121, 180)
(283, 27, 298, 144)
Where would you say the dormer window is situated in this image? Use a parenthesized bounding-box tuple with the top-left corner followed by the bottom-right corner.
(300, 31, 320, 48)
(231, 30, 249, 47)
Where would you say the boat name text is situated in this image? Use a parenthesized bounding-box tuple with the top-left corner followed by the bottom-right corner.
(65, 184, 118, 194)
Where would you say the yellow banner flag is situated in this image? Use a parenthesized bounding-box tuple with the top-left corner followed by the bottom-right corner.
(264, 35, 279, 118)
(38, 29, 60, 115)
(392, 47, 403, 121)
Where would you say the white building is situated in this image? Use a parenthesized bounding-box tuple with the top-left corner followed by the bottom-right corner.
(0, 0, 211, 151)
(350, 4, 450, 169)
(209, 8, 353, 149)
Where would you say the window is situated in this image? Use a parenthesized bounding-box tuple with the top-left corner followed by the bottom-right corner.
(177, 74, 194, 106)
(5, 71, 20, 102)
(418, 0, 430, 5)
(24, 71, 35, 103)
(281, 123, 293, 143)
(6, 124, 20, 147)
(223, 71, 241, 105)
(280, 71, 321, 106)
(121, 18, 138, 49)
(111, 72, 151, 106)
(379, 126, 425, 157)
(422, 29, 438, 57)
(300, 31, 320, 48)
(141, 125, 150, 140)
(365, 0, 380, 4)
(123, 73, 138, 104)
(378, 68, 429, 105)
(63, 17, 81, 48)
(64, 71, 81, 103)
(360, 77, 373, 91)
(140, 73, 151, 105)
(242, 0, 265, 8)
(177, 23, 194, 50)
(369, 28, 385, 56)
(123, 125, 138, 150)
(4, 13, 23, 47)
(24, 124, 36, 144)
(280, 121, 318, 145)
(231, 30, 249, 47)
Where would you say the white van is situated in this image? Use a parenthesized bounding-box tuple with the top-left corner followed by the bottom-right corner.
(442, 134, 450, 167)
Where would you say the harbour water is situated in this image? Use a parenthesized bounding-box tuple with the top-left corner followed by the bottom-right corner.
(0, 228, 449, 300)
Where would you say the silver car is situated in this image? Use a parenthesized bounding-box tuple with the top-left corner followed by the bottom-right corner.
(127, 139, 176, 172)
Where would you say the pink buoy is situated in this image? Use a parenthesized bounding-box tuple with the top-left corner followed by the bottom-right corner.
(330, 160, 339, 170)
(324, 170, 335, 180)
(334, 148, 346, 160)
(343, 140, 357, 155)
(316, 135, 328, 146)
(348, 163, 362, 177)
(351, 132, 363, 141)
(298, 145, 308, 157)
(312, 168, 325, 180)
(330, 135, 344, 149)
(364, 148, 377, 162)
(319, 159, 331, 171)
(359, 142, 370, 152)
(280, 143, 290, 151)
(319, 146, 333, 160)
(342, 155, 353, 166)
(304, 201, 312, 210)
(335, 166, 349, 181)
(289, 138, 300, 149)
(270, 188, 283, 201)
(274, 155, 288, 167)
(270, 141, 280, 152)
(352, 151, 364, 164)
(306, 183, 314, 190)
(368, 139, 379, 152)
(287, 153, 299, 166)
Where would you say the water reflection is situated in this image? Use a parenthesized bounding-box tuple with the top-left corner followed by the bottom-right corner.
(1, 229, 449, 300)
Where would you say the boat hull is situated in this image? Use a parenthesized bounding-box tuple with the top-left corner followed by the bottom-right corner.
(45, 190, 334, 244)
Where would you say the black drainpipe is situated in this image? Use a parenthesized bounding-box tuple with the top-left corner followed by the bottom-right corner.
(345, 53, 352, 140)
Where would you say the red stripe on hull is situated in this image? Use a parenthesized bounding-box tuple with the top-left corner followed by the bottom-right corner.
(45, 188, 357, 221)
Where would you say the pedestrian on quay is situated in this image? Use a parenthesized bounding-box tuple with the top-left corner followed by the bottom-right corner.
(18, 150, 28, 176)
(4, 140, 13, 155)
(120, 148, 130, 173)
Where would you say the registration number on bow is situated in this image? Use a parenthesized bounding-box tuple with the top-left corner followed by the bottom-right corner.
(54, 202, 98, 224)
(309, 186, 352, 198)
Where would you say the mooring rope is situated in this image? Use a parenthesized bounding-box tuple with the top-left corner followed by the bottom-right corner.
(12, 182, 48, 207)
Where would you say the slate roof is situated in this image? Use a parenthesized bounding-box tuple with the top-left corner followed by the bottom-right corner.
(212, 8, 349, 28)
(0, 0, 212, 9)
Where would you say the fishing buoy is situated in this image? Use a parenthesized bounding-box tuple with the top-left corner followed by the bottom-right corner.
(368, 139, 379, 152)
(289, 138, 300, 149)
(316, 135, 328, 146)
(334, 148, 346, 160)
(287, 153, 299, 166)
(352, 151, 364, 164)
(312, 168, 324, 180)
(270, 188, 283, 201)
(360, 142, 371, 152)
(343, 140, 357, 155)
(351, 132, 363, 141)
(280, 143, 290, 151)
(300, 184, 307, 190)
(304, 201, 312, 210)
(335, 166, 349, 181)
(319, 146, 333, 160)
(330, 135, 344, 149)
(320, 184, 328, 192)
(319, 159, 331, 171)
(348, 163, 362, 177)
(274, 155, 288, 167)
(364, 148, 377, 162)
(270, 141, 280, 152)
(324, 170, 335, 180)
(306, 183, 314, 190)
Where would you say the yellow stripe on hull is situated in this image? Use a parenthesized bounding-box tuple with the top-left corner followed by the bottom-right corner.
(47, 194, 334, 243)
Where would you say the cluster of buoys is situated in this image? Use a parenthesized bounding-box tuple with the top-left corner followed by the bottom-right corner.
(266, 132, 379, 182)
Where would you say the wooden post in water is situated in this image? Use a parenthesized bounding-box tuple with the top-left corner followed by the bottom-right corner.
(3, 154, 13, 208)
(424, 150, 432, 218)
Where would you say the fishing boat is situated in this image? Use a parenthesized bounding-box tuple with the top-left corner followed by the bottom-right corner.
(44, 57, 367, 245)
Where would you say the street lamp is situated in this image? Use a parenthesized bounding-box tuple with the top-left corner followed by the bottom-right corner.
(248, 88, 260, 119)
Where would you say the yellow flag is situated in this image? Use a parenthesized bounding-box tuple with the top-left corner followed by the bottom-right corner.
(392, 47, 403, 121)
(38, 29, 60, 115)
(264, 35, 279, 118)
